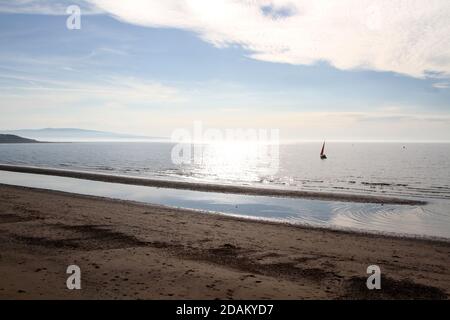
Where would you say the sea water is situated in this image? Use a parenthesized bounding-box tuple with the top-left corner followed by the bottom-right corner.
(0, 142, 449, 239)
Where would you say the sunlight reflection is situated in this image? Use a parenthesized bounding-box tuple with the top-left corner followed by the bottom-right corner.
(187, 142, 279, 183)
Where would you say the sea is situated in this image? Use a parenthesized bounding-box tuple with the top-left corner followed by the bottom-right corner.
(1, 142, 449, 239)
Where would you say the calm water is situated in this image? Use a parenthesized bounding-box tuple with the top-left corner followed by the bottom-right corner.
(0, 142, 449, 239)
(0, 142, 449, 201)
(1, 170, 449, 239)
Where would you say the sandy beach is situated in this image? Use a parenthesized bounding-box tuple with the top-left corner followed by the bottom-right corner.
(0, 184, 448, 300)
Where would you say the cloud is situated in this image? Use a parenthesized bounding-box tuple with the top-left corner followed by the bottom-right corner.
(432, 82, 450, 89)
(0, 74, 184, 106)
(3, 1, 449, 79)
(85, 0, 450, 79)
(226, 110, 450, 141)
(0, 73, 187, 133)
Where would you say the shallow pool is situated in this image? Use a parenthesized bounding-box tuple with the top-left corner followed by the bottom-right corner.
(1, 170, 449, 240)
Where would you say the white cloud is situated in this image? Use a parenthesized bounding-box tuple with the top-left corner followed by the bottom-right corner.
(87, 0, 450, 78)
(3, 1, 449, 79)
(0, 74, 187, 134)
(0, 75, 184, 106)
(432, 82, 450, 89)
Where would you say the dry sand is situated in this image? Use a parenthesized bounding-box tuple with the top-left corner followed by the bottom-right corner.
(0, 184, 448, 300)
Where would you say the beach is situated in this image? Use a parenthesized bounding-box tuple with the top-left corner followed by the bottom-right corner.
(0, 184, 449, 300)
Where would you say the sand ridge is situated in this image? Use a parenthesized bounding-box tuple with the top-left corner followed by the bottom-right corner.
(0, 165, 426, 205)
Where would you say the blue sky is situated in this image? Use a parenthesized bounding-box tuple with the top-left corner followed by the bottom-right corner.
(1, 0, 450, 141)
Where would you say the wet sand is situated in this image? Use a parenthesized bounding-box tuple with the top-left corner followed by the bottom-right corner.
(0, 165, 425, 205)
(0, 184, 448, 300)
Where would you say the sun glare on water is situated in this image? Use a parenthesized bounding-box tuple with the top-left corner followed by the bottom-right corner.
(188, 142, 279, 183)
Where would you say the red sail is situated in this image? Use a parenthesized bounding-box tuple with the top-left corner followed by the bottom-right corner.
(320, 142, 325, 156)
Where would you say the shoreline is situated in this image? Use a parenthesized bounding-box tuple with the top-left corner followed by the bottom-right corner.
(0, 184, 448, 299)
(0, 164, 426, 205)
(2, 183, 449, 244)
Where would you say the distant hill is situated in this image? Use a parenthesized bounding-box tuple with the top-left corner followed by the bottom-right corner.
(0, 128, 167, 142)
(0, 134, 40, 144)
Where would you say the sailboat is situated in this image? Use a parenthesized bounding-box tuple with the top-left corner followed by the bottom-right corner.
(320, 141, 327, 159)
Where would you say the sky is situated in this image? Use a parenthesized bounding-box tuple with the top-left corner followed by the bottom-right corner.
(0, 0, 450, 141)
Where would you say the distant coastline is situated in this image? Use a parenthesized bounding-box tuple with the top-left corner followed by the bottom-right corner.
(0, 134, 41, 144)
(0, 128, 167, 142)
